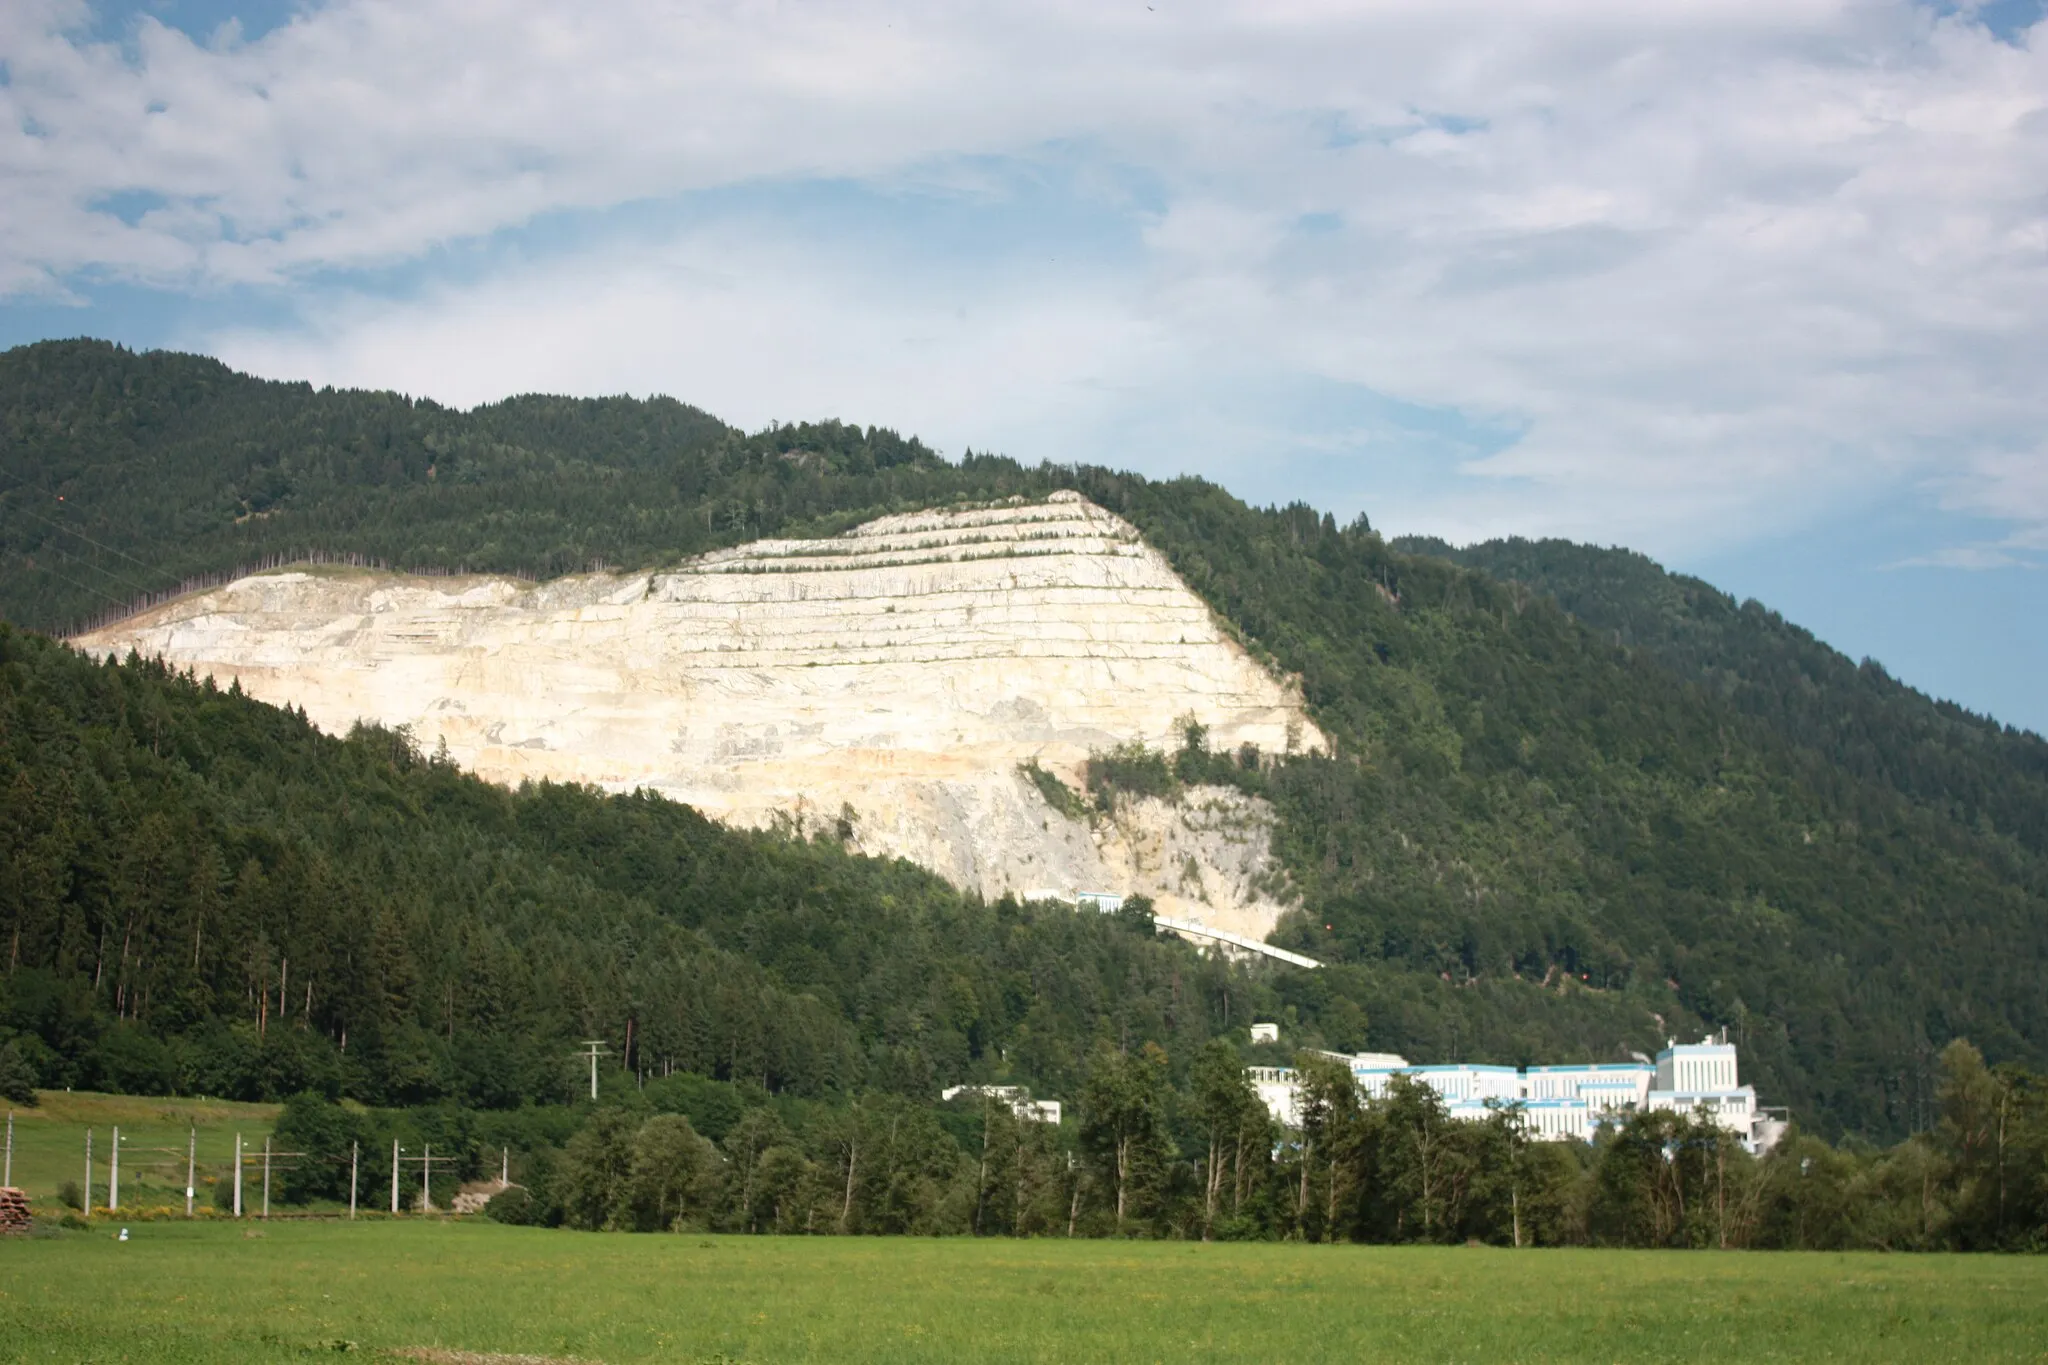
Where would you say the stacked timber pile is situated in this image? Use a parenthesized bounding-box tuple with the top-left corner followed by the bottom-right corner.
(0, 1188, 31, 1235)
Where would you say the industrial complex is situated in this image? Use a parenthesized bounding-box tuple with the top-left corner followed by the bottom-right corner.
(1249, 1035, 1788, 1154)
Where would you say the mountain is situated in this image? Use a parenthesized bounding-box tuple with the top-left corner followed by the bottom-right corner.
(4, 338, 2046, 1139)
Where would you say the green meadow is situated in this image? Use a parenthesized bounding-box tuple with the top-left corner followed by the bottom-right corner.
(1, 1219, 2043, 1364)
(3, 1092, 282, 1213)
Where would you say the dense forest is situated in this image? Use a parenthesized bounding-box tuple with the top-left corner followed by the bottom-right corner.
(3, 339, 2047, 1146)
(1394, 534, 2048, 860)
(0, 625, 1263, 1109)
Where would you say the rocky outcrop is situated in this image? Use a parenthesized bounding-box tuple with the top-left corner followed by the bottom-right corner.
(76, 493, 1324, 938)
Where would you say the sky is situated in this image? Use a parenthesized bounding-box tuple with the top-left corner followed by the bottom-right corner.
(3, 1, 2045, 734)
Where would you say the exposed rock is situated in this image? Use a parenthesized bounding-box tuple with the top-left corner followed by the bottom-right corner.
(76, 494, 1324, 938)
(450, 1180, 509, 1215)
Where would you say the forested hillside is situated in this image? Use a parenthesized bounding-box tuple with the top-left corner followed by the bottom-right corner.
(4, 338, 2047, 1140)
(0, 623, 1258, 1106)
(1394, 534, 2048, 858)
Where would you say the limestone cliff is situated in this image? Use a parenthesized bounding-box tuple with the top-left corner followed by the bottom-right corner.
(74, 493, 1324, 938)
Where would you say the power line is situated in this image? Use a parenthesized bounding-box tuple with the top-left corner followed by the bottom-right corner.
(28, 536, 164, 601)
(15, 554, 128, 609)
(5, 500, 181, 585)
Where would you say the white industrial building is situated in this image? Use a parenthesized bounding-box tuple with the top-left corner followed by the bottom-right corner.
(1251, 1035, 1785, 1154)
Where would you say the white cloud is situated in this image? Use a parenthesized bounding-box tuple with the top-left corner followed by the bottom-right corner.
(5, 0, 2048, 560)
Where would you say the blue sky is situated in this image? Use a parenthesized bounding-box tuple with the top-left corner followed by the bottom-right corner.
(4, 0, 2046, 734)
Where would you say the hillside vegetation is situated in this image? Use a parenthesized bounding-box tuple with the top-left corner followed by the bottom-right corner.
(4, 339, 2047, 1141)
(1394, 534, 2048, 859)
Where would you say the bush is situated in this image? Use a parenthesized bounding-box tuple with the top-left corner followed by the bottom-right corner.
(642, 1073, 746, 1144)
(485, 1185, 539, 1225)
(1086, 742, 1178, 808)
(487, 1147, 561, 1227)
(91, 1023, 177, 1096)
(0, 1038, 38, 1104)
(1018, 760, 1087, 819)
(1116, 894, 1158, 935)
(57, 1180, 83, 1211)
(272, 1092, 362, 1203)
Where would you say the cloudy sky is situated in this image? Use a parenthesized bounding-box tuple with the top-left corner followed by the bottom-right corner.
(4, 0, 2045, 731)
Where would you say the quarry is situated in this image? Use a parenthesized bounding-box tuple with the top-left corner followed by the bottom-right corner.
(74, 493, 1326, 941)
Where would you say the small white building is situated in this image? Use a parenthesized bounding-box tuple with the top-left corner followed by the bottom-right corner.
(941, 1085, 1061, 1125)
(1250, 1022, 1280, 1045)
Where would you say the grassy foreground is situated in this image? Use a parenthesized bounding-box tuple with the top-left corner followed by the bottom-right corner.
(1, 1221, 2043, 1363)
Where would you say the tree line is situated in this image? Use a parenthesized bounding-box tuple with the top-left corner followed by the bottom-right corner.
(255, 1036, 2045, 1251)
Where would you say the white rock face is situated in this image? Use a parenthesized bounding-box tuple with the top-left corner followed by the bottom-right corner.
(75, 493, 1324, 937)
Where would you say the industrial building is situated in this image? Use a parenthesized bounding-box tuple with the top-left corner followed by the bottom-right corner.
(1250, 1035, 1786, 1154)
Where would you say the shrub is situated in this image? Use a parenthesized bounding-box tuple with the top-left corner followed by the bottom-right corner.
(1018, 760, 1087, 819)
(0, 1039, 37, 1105)
(486, 1185, 539, 1225)
(1116, 894, 1158, 935)
(57, 1180, 83, 1211)
(1085, 742, 1177, 808)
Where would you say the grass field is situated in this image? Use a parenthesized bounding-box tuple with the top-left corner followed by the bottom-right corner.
(3, 1091, 281, 1212)
(1, 1220, 2042, 1363)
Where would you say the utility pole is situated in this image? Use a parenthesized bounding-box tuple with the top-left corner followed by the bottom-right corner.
(501, 1147, 508, 1186)
(83, 1129, 92, 1217)
(4, 1111, 12, 1187)
(185, 1128, 196, 1218)
(578, 1040, 609, 1100)
(233, 1133, 243, 1217)
(262, 1136, 272, 1218)
(391, 1140, 401, 1214)
(421, 1142, 432, 1214)
(109, 1126, 120, 1211)
(349, 1142, 358, 1220)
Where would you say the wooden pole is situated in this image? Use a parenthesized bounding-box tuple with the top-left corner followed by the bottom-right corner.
(262, 1136, 271, 1218)
(109, 1126, 120, 1211)
(421, 1142, 431, 1213)
(185, 1128, 196, 1218)
(233, 1133, 242, 1217)
(350, 1142, 358, 1220)
(4, 1111, 11, 1187)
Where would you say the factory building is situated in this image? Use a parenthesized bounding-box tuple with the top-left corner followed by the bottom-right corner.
(1252, 1034, 1784, 1154)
